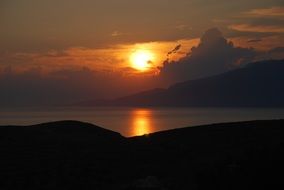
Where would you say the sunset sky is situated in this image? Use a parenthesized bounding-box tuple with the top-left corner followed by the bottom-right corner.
(1, 0, 284, 106)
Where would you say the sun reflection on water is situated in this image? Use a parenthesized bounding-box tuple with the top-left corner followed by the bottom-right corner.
(131, 109, 153, 136)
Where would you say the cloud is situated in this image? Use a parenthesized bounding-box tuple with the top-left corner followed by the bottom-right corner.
(175, 24, 192, 31)
(0, 38, 202, 106)
(228, 36, 284, 60)
(159, 28, 256, 84)
(243, 7, 284, 18)
(247, 39, 262, 43)
(167, 44, 182, 56)
(229, 24, 284, 33)
(230, 7, 284, 34)
(0, 40, 199, 76)
(2, 27, 283, 106)
(111, 31, 126, 37)
(229, 35, 284, 51)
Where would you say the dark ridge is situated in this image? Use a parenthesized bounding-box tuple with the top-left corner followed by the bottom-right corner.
(143, 119, 284, 137)
(31, 120, 123, 137)
(0, 120, 125, 145)
(131, 120, 284, 151)
(0, 120, 284, 189)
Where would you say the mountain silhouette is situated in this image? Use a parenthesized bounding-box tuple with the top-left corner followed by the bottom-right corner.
(100, 59, 284, 107)
(0, 120, 124, 147)
(1, 120, 284, 189)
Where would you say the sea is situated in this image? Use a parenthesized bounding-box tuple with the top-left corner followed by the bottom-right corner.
(0, 107, 284, 137)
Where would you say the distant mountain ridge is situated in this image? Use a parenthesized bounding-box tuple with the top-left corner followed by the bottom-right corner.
(84, 59, 284, 107)
(163, 59, 284, 107)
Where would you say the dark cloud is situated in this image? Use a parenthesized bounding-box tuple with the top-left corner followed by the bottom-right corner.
(159, 28, 256, 84)
(167, 44, 182, 56)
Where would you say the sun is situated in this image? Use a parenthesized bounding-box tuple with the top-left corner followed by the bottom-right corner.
(130, 50, 155, 71)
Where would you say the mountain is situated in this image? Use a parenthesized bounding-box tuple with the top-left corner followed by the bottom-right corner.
(0, 120, 124, 146)
(106, 59, 284, 107)
(1, 120, 284, 189)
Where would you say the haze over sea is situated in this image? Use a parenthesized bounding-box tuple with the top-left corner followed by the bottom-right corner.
(1, 107, 283, 137)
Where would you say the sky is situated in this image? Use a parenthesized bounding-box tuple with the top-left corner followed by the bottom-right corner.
(0, 0, 284, 106)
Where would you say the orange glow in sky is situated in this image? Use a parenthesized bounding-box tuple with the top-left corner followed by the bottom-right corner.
(2, 39, 200, 76)
(130, 49, 155, 71)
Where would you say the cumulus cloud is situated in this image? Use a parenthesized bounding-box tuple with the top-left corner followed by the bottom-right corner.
(159, 28, 256, 84)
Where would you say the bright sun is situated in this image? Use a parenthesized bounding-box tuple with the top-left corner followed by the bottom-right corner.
(130, 50, 154, 71)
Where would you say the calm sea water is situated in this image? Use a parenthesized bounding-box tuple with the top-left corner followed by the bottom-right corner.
(0, 107, 284, 137)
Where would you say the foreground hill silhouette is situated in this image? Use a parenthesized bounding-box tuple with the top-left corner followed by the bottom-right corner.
(0, 120, 284, 189)
(81, 59, 284, 107)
